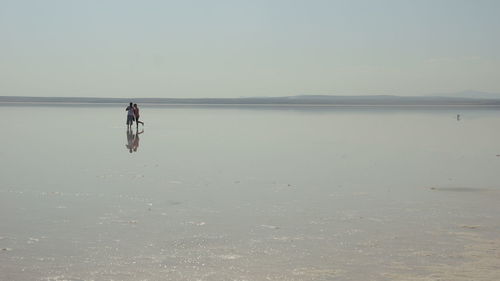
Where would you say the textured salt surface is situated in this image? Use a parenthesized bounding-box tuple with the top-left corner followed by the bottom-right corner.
(1, 106, 500, 280)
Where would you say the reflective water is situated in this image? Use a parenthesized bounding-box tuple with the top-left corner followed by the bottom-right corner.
(1, 105, 500, 280)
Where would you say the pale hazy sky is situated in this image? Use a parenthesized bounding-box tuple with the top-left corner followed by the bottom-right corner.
(1, 0, 499, 98)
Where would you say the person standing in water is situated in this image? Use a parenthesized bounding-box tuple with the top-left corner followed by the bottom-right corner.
(126, 102, 135, 129)
(133, 103, 144, 129)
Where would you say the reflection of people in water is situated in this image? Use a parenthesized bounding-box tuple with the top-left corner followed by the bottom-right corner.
(126, 128, 135, 153)
(133, 129, 143, 152)
(126, 128, 143, 153)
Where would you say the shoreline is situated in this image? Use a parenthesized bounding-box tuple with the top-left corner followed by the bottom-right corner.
(2, 101, 500, 109)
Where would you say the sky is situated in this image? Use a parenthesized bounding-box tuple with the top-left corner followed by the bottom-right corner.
(1, 0, 500, 98)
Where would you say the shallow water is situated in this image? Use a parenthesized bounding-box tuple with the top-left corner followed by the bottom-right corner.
(1, 105, 500, 280)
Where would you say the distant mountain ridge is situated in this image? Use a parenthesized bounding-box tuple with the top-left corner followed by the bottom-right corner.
(431, 90, 500, 99)
(1, 93, 500, 106)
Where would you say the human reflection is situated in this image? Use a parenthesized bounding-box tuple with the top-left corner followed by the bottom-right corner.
(126, 128, 144, 153)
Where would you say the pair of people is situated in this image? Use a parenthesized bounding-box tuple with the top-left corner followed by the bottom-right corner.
(126, 103, 144, 129)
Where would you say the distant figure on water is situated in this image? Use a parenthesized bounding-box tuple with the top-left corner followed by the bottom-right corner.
(126, 102, 135, 129)
(457, 114, 461, 121)
(133, 103, 144, 129)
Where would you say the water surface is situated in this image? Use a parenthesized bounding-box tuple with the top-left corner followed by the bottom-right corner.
(1, 105, 500, 280)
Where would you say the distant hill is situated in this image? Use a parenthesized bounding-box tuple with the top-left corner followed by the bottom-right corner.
(1, 94, 500, 106)
(431, 90, 500, 99)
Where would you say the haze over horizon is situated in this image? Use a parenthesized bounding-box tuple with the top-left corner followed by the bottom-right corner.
(1, 0, 500, 98)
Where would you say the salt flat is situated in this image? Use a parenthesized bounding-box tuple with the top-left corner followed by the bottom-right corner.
(1, 105, 500, 280)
